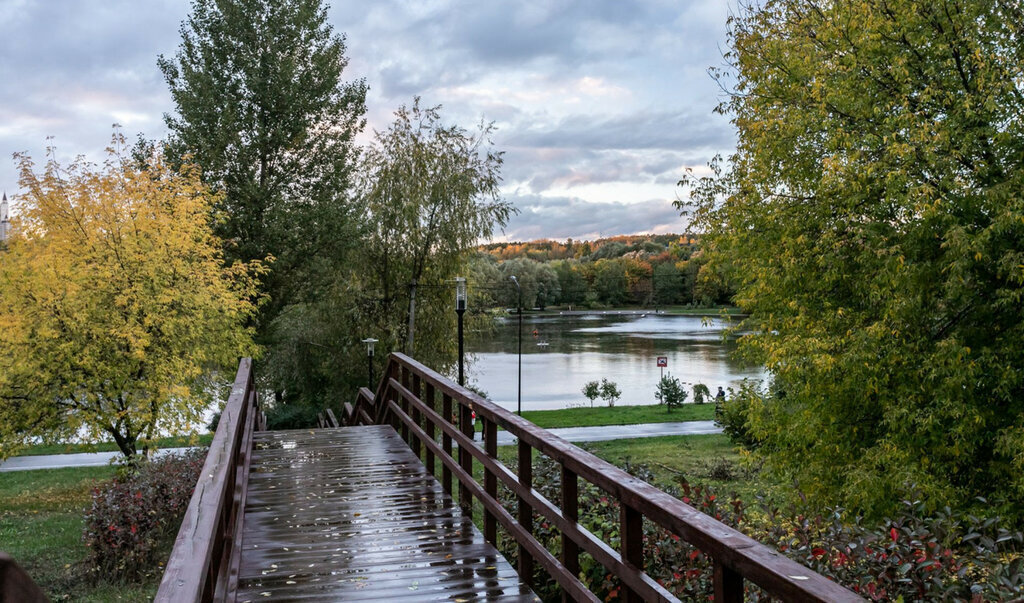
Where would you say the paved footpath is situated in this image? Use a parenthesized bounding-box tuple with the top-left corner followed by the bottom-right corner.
(0, 422, 722, 472)
(493, 420, 721, 446)
(0, 447, 193, 472)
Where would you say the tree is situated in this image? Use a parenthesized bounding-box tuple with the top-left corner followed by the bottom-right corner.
(593, 259, 628, 306)
(655, 376, 687, 412)
(652, 261, 685, 305)
(599, 379, 621, 408)
(684, 0, 1024, 518)
(159, 0, 366, 328)
(497, 258, 561, 309)
(582, 381, 601, 407)
(264, 100, 513, 405)
(0, 139, 261, 459)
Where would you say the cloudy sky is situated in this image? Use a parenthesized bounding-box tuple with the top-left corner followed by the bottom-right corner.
(0, 0, 735, 241)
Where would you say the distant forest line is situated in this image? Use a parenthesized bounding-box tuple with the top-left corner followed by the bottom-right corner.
(469, 234, 732, 310)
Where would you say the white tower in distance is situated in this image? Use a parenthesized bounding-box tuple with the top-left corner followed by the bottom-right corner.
(0, 192, 9, 243)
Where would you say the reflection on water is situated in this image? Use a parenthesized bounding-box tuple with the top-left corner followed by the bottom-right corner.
(469, 314, 766, 411)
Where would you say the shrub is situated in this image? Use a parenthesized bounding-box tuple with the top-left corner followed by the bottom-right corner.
(83, 449, 205, 579)
(581, 381, 601, 407)
(599, 379, 620, 407)
(655, 375, 687, 411)
(716, 381, 761, 450)
(692, 383, 710, 405)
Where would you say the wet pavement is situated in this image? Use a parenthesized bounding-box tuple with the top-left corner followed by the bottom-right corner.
(235, 425, 537, 602)
(0, 447, 194, 472)
(492, 420, 721, 446)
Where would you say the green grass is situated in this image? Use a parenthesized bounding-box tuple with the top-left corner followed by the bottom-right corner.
(520, 403, 715, 429)
(11, 433, 213, 457)
(582, 433, 767, 501)
(0, 466, 164, 601)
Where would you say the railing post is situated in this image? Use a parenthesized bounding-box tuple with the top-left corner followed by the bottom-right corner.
(621, 503, 644, 603)
(484, 418, 497, 545)
(518, 440, 534, 588)
(458, 401, 473, 518)
(560, 466, 579, 603)
(442, 393, 453, 497)
(714, 560, 744, 603)
(425, 383, 436, 476)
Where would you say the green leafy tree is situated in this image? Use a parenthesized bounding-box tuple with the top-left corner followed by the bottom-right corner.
(265, 100, 513, 405)
(0, 139, 261, 459)
(497, 258, 561, 309)
(655, 376, 688, 412)
(684, 0, 1024, 518)
(582, 381, 601, 408)
(593, 259, 628, 306)
(652, 261, 685, 305)
(599, 379, 621, 408)
(159, 0, 367, 328)
(553, 260, 587, 306)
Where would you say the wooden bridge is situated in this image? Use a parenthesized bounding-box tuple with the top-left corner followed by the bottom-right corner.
(154, 355, 862, 602)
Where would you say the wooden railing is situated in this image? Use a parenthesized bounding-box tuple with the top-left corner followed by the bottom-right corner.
(348, 353, 863, 603)
(155, 358, 262, 602)
(0, 551, 48, 602)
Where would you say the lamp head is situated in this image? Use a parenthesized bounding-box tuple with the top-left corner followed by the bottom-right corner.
(454, 277, 467, 311)
(361, 338, 378, 355)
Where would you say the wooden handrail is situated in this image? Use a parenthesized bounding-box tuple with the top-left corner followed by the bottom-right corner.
(353, 353, 863, 603)
(0, 551, 47, 603)
(155, 358, 260, 602)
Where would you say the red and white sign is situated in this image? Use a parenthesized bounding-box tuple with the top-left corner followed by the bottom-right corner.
(656, 356, 668, 367)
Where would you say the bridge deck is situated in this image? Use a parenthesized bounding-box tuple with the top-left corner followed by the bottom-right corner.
(235, 425, 537, 602)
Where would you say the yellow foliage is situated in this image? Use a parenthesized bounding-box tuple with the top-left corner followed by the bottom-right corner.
(0, 136, 263, 458)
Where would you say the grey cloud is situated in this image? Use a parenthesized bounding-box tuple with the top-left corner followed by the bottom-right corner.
(507, 110, 733, 152)
(497, 194, 686, 241)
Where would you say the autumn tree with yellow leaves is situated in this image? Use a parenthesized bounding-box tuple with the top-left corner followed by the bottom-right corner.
(0, 137, 263, 459)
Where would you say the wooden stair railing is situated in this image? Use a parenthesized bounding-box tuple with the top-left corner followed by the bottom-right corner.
(155, 358, 262, 602)
(349, 352, 863, 603)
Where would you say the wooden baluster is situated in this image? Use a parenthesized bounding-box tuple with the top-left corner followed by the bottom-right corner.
(400, 366, 411, 444)
(442, 393, 453, 496)
(483, 418, 497, 545)
(425, 383, 436, 476)
(411, 373, 422, 459)
(620, 503, 644, 603)
(458, 402, 473, 518)
(560, 466, 579, 603)
(518, 440, 534, 588)
(714, 560, 744, 603)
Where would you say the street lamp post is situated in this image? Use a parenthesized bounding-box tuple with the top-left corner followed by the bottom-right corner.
(454, 277, 466, 386)
(509, 275, 522, 415)
(361, 338, 378, 390)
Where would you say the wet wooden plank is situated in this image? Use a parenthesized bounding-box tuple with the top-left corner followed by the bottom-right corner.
(234, 425, 537, 602)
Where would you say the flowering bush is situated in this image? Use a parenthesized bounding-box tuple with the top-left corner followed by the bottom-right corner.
(82, 449, 205, 579)
(498, 455, 1024, 602)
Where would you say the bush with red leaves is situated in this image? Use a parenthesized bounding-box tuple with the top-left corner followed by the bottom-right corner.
(82, 449, 205, 579)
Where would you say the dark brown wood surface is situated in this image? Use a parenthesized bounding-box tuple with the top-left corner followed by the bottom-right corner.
(0, 551, 48, 603)
(233, 425, 538, 602)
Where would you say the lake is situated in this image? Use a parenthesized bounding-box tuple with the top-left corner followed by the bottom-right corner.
(468, 313, 767, 411)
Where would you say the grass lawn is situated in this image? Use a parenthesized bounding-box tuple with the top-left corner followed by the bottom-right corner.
(581, 433, 767, 501)
(11, 433, 213, 457)
(520, 402, 715, 429)
(0, 466, 166, 601)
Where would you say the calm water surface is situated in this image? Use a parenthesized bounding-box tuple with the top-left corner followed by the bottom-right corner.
(468, 314, 767, 411)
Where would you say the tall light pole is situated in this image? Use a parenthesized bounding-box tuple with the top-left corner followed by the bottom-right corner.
(509, 275, 522, 415)
(454, 277, 466, 386)
(361, 338, 378, 390)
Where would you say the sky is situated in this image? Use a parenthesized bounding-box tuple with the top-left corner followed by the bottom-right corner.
(0, 0, 736, 242)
